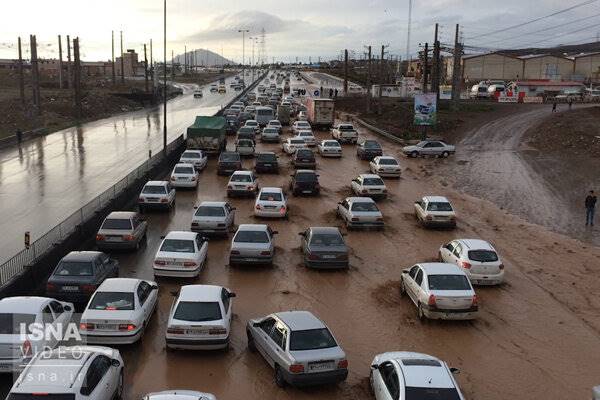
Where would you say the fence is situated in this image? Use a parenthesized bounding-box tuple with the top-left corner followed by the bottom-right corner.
(0, 135, 184, 287)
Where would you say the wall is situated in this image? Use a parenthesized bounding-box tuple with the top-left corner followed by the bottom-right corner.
(574, 54, 600, 80)
(463, 54, 523, 81)
(523, 56, 574, 80)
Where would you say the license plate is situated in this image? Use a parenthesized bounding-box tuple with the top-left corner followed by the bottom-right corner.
(302, 190, 312, 194)
(263, 164, 271, 167)
(309, 362, 334, 372)
(0, 364, 11, 370)
(62, 286, 79, 291)
(96, 324, 115, 330)
(235, 185, 245, 189)
(245, 258, 259, 262)
(106, 236, 122, 242)
(322, 255, 336, 259)
(185, 329, 208, 335)
(147, 197, 159, 202)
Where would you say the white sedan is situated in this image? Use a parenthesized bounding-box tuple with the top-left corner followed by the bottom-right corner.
(439, 239, 505, 285)
(415, 196, 456, 228)
(179, 150, 208, 171)
(350, 174, 387, 199)
(317, 140, 342, 157)
(143, 391, 217, 400)
(400, 262, 478, 321)
(170, 163, 199, 188)
(337, 197, 384, 229)
(282, 137, 308, 155)
(291, 120, 311, 135)
(79, 278, 158, 344)
(369, 156, 401, 177)
(153, 231, 208, 278)
(296, 130, 316, 146)
(254, 187, 288, 218)
(166, 285, 235, 350)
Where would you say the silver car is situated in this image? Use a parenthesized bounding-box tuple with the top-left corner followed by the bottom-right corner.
(337, 197, 384, 230)
(229, 224, 277, 266)
(96, 211, 147, 250)
(143, 391, 216, 400)
(402, 140, 455, 158)
(191, 201, 235, 236)
(246, 311, 348, 387)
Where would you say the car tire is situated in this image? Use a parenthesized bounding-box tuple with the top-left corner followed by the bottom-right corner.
(411, 151, 419, 158)
(417, 303, 427, 322)
(113, 370, 124, 400)
(441, 151, 449, 158)
(247, 331, 257, 352)
(275, 365, 287, 388)
(400, 280, 406, 297)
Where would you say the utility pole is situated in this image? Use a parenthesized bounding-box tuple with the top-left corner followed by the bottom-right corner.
(17, 37, 25, 105)
(423, 42, 429, 93)
(451, 24, 463, 111)
(432, 23, 441, 102)
(120, 31, 124, 84)
(171, 49, 175, 81)
(343, 49, 348, 95)
(366, 45, 372, 113)
(58, 35, 63, 89)
(30, 35, 41, 116)
(163, 0, 167, 154)
(238, 29, 249, 77)
(73, 37, 82, 119)
(111, 31, 116, 85)
(378, 45, 388, 115)
(66, 35, 72, 89)
(144, 44, 149, 92)
(184, 45, 187, 74)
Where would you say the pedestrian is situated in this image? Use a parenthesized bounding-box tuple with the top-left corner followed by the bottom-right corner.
(329, 88, 333, 98)
(320, 86, 323, 97)
(15, 128, 23, 144)
(585, 190, 597, 226)
(334, 88, 338, 98)
(552, 101, 557, 113)
(568, 97, 573, 110)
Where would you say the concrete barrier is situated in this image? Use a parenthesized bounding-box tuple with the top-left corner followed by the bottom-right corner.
(0, 127, 49, 149)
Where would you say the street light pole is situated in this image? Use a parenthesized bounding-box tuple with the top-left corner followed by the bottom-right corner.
(249, 36, 256, 82)
(163, 0, 167, 154)
(238, 29, 249, 80)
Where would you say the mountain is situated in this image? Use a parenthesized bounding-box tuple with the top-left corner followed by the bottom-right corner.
(173, 49, 234, 67)
(499, 41, 600, 57)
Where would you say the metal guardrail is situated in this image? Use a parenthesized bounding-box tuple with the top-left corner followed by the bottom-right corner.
(0, 135, 184, 287)
(346, 114, 406, 145)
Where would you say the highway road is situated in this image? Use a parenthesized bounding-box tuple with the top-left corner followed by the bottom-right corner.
(0, 75, 255, 264)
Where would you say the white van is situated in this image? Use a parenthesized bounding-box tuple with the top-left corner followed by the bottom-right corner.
(255, 106, 275, 127)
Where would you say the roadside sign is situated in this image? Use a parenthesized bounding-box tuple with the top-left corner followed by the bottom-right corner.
(314, 90, 320, 97)
(414, 94, 437, 126)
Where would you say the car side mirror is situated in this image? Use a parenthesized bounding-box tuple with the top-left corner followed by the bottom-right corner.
(193, 206, 198, 209)
(111, 359, 121, 368)
(272, 231, 279, 235)
(450, 367, 460, 374)
(228, 292, 237, 298)
(402, 270, 409, 274)
(202, 237, 209, 242)
(298, 232, 305, 236)
(231, 207, 237, 211)
(370, 364, 379, 370)
(160, 235, 165, 240)
(63, 305, 73, 312)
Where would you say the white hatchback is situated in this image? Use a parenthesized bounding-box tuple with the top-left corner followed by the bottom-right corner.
(318, 140, 342, 157)
(80, 278, 158, 344)
(439, 239, 505, 285)
(296, 130, 316, 146)
(350, 174, 387, 199)
(170, 163, 199, 188)
(254, 187, 288, 218)
(179, 150, 208, 170)
(370, 156, 401, 177)
(166, 285, 236, 350)
(153, 231, 208, 278)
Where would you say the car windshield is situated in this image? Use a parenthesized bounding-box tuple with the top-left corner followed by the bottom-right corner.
(142, 185, 167, 194)
(405, 387, 461, 400)
(101, 218, 132, 230)
(468, 250, 499, 262)
(428, 275, 471, 291)
(263, 129, 278, 134)
(220, 153, 240, 162)
(182, 152, 201, 159)
(89, 292, 135, 311)
(310, 233, 344, 246)
(173, 301, 222, 322)
(324, 142, 339, 147)
(160, 239, 195, 253)
(291, 139, 305, 145)
(234, 230, 269, 243)
(289, 328, 337, 351)
(245, 121, 257, 126)
(55, 261, 93, 276)
(363, 177, 384, 186)
(0, 314, 37, 334)
(260, 192, 283, 201)
(174, 166, 194, 174)
(258, 154, 277, 162)
(230, 174, 252, 182)
(427, 202, 453, 212)
(296, 150, 313, 158)
(238, 127, 254, 133)
(417, 141, 428, 147)
(237, 140, 253, 147)
(351, 202, 379, 212)
(379, 158, 398, 165)
(339, 125, 354, 130)
(195, 206, 226, 217)
(295, 173, 317, 182)
(363, 141, 380, 149)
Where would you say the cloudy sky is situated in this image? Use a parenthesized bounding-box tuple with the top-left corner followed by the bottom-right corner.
(1, 0, 599, 62)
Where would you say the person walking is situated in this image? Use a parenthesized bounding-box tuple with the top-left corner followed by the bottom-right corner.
(329, 88, 334, 98)
(552, 101, 557, 113)
(586, 190, 597, 226)
(334, 88, 338, 98)
(568, 97, 573, 110)
(15, 128, 23, 144)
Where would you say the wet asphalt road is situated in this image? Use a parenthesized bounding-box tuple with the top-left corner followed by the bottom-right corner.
(0, 75, 255, 264)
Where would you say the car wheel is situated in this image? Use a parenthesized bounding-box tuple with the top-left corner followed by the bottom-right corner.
(441, 151, 450, 158)
(275, 365, 287, 388)
(411, 151, 419, 158)
(114, 370, 124, 400)
(417, 303, 427, 322)
(400, 280, 406, 297)
(247, 331, 257, 352)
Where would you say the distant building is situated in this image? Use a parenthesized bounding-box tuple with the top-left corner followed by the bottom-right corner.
(573, 52, 600, 82)
(0, 59, 22, 70)
(115, 49, 142, 77)
(508, 80, 585, 97)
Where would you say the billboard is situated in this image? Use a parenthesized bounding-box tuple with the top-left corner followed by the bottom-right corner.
(414, 94, 437, 126)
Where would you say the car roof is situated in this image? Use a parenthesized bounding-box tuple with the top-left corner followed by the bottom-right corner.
(178, 285, 224, 302)
(97, 278, 143, 292)
(237, 224, 268, 231)
(105, 211, 136, 220)
(0, 296, 51, 313)
(346, 196, 375, 203)
(260, 187, 283, 193)
(231, 170, 252, 175)
(182, 149, 202, 154)
(198, 201, 227, 207)
(378, 155, 397, 160)
(381, 352, 455, 389)
(145, 390, 215, 400)
(423, 196, 450, 203)
(275, 310, 325, 331)
(296, 169, 317, 174)
(164, 231, 197, 240)
(456, 239, 494, 250)
(174, 163, 195, 168)
(418, 262, 466, 276)
(145, 180, 168, 186)
(61, 251, 103, 262)
(359, 174, 382, 179)
(309, 226, 341, 235)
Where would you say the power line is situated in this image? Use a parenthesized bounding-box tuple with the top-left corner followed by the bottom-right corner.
(510, 20, 600, 47)
(466, 0, 599, 40)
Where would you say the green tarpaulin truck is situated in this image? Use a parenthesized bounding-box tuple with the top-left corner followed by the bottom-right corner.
(186, 116, 226, 154)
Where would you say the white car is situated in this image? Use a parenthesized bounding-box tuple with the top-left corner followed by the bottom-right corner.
(179, 150, 208, 171)
(244, 119, 261, 134)
(414, 196, 456, 228)
(370, 352, 465, 400)
(318, 140, 342, 157)
(261, 127, 280, 142)
(400, 262, 478, 321)
(191, 201, 236, 236)
(267, 119, 282, 133)
(439, 239, 505, 285)
(370, 156, 401, 177)
(235, 138, 255, 157)
(166, 285, 236, 350)
(138, 180, 176, 211)
(229, 224, 277, 266)
(170, 163, 199, 188)
(350, 174, 387, 199)
(331, 123, 358, 144)
(296, 130, 316, 146)
(337, 197, 384, 229)
(227, 170, 259, 197)
(143, 391, 217, 400)
(153, 231, 208, 278)
(0, 297, 74, 373)
(283, 137, 307, 154)
(8, 346, 124, 400)
(254, 187, 288, 218)
(80, 278, 158, 344)
(291, 120, 311, 135)
(297, 111, 308, 121)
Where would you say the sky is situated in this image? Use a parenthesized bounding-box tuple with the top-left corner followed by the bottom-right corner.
(1, 0, 599, 63)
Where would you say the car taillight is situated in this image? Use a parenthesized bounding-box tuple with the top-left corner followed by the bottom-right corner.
(289, 364, 304, 373)
(260, 251, 271, 256)
(230, 250, 240, 255)
(167, 327, 184, 334)
(337, 359, 348, 369)
(228, 185, 233, 189)
(170, 176, 176, 181)
(361, 189, 368, 194)
(160, 198, 168, 203)
(209, 328, 227, 335)
(96, 234, 105, 241)
(119, 324, 136, 331)
(279, 206, 286, 214)
(183, 261, 197, 267)
(472, 295, 479, 306)
(191, 176, 197, 181)
(499, 263, 504, 270)
(81, 284, 96, 294)
(461, 261, 472, 269)
(122, 234, 135, 241)
(138, 197, 145, 203)
(255, 204, 262, 210)
(21, 340, 32, 357)
(428, 294, 437, 306)
(376, 217, 384, 221)
(248, 185, 255, 191)
(426, 215, 433, 221)
(46, 282, 56, 292)
(191, 222, 199, 226)
(154, 260, 166, 266)
(382, 188, 387, 193)
(351, 217, 359, 221)
(308, 254, 319, 260)
(79, 322, 95, 331)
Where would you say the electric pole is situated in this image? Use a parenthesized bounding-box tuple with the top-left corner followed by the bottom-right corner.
(238, 29, 249, 77)
(378, 45, 388, 115)
(451, 24, 463, 111)
(17, 37, 25, 105)
(111, 31, 116, 85)
(58, 35, 63, 89)
(163, 0, 168, 154)
(343, 49, 348, 95)
(120, 31, 124, 83)
(184, 45, 187, 74)
(366, 45, 372, 113)
(66, 35, 72, 89)
(144, 44, 149, 92)
(432, 23, 441, 102)
(73, 37, 82, 119)
(30, 35, 41, 116)
(423, 42, 429, 93)
(171, 49, 175, 81)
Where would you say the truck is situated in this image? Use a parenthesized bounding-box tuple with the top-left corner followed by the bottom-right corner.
(276, 104, 291, 125)
(305, 97, 335, 128)
(331, 123, 358, 144)
(186, 116, 226, 154)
